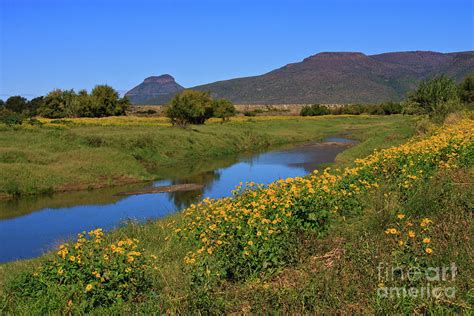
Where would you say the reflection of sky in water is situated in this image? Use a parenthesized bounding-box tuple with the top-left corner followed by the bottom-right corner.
(0, 139, 353, 262)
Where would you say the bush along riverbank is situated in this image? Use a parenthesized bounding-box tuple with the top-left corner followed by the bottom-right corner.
(0, 117, 472, 314)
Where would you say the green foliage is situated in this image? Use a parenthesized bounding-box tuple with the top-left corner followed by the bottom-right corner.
(458, 72, 474, 107)
(5, 96, 28, 113)
(0, 108, 23, 125)
(0, 96, 44, 117)
(300, 103, 403, 117)
(27, 96, 45, 116)
(405, 75, 461, 121)
(212, 99, 236, 121)
(300, 104, 330, 116)
(39, 89, 75, 118)
(378, 102, 403, 114)
(166, 90, 214, 127)
(38, 86, 129, 118)
(165, 91, 236, 126)
(90, 85, 130, 117)
(6, 229, 158, 312)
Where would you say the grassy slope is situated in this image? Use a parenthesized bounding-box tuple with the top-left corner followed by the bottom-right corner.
(0, 115, 427, 314)
(0, 115, 414, 199)
(1, 119, 471, 314)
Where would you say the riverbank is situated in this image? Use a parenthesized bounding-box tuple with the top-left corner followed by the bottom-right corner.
(0, 117, 471, 314)
(0, 115, 415, 200)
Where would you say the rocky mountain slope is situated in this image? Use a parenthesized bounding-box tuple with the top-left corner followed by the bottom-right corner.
(125, 74, 184, 104)
(127, 51, 474, 104)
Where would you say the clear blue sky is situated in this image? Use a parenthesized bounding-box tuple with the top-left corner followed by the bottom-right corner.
(0, 0, 473, 98)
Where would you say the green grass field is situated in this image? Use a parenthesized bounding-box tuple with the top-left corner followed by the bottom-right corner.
(2, 114, 471, 314)
(0, 115, 415, 199)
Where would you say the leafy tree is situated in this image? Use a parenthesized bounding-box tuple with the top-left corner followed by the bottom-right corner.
(90, 85, 129, 117)
(75, 89, 94, 117)
(166, 90, 213, 127)
(0, 108, 23, 125)
(62, 89, 80, 118)
(5, 96, 28, 113)
(38, 86, 128, 118)
(458, 73, 474, 107)
(27, 97, 44, 117)
(212, 99, 235, 121)
(116, 96, 131, 116)
(39, 89, 68, 118)
(91, 85, 117, 117)
(406, 75, 461, 121)
(0, 99, 4, 109)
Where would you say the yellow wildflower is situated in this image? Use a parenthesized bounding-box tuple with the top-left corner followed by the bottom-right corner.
(420, 218, 432, 227)
(385, 228, 398, 235)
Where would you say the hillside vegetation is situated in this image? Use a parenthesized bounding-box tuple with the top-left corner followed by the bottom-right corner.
(126, 51, 474, 105)
(0, 115, 472, 314)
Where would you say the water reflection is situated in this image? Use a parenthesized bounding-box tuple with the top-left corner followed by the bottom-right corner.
(0, 138, 355, 262)
(168, 170, 222, 209)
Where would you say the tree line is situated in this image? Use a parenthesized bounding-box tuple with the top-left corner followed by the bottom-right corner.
(300, 73, 474, 121)
(2, 73, 473, 126)
(0, 85, 130, 124)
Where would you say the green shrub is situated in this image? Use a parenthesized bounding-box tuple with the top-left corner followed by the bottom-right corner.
(0, 108, 23, 125)
(405, 75, 461, 122)
(459, 72, 474, 107)
(300, 104, 330, 116)
(6, 229, 158, 312)
(4, 96, 28, 113)
(166, 90, 213, 127)
(380, 102, 403, 115)
(212, 99, 236, 121)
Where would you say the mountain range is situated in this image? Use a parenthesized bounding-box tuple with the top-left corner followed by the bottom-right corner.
(125, 51, 474, 105)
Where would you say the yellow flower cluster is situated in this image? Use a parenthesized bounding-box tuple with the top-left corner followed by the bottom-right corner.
(176, 119, 472, 277)
(33, 228, 158, 304)
(385, 214, 434, 256)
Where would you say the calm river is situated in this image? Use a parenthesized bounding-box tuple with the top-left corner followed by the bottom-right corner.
(0, 137, 355, 263)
